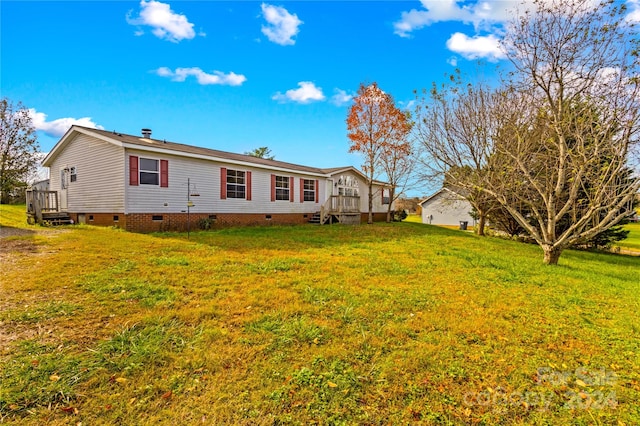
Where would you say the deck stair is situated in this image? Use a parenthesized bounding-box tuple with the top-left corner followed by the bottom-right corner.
(26, 189, 72, 226)
(308, 195, 361, 225)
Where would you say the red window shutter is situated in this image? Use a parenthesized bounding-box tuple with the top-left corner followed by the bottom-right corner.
(220, 168, 227, 199)
(315, 180, 319, 203)
(129, 156, 139, 186)
(382, 188, 385, 203)
(300, 178, 304, 203)
(160, 160, 168, 187)
(289, 176, 294, 202)
(271, 174, 276, 202)
(246, 171, 252, 201)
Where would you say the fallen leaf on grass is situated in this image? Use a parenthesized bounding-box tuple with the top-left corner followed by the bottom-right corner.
(115, 377, 127, 384)
(49, 374, 60, 382)
(161, 391, 172, 399)
(60, 406, 78, 414)
(327, 381, 338, 388)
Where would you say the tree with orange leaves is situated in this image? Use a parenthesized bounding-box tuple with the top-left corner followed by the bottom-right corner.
(347, 82, 413, 224)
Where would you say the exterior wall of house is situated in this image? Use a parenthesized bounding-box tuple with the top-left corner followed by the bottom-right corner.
(421, 191, 474, 226)
(48, 134, 125, 212)
(44, 130, 394, 231)
(124, 149, 325, 215)
(68, 212, 126, 228)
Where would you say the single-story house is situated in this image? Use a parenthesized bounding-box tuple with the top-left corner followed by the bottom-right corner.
(419, 188, 475, 227)
(38, 126, 392, 232)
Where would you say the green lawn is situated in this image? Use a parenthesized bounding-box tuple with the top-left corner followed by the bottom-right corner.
(616, 222, 640, 253)
(1, 205, 639, 424)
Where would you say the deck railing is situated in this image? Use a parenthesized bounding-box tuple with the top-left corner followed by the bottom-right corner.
(320, 195, 360, 223)
(26, 190, 59, 223)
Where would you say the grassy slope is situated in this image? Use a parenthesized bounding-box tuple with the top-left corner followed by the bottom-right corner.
(1, 205, 639, 425)
(616, 222, 640, 253)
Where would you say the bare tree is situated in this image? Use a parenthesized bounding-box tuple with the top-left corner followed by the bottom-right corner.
(0, 98, 40, 204)
(415, 79, 498, 235)
(486, 0, 640, 264)
(417, 0, 640, 264)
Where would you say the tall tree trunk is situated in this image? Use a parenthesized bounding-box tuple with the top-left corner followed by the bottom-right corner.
(542, 245, 563, 265)
(477, 212, 486, 236)
(386, 188, 394, 223)
(368, 181, 373, 224)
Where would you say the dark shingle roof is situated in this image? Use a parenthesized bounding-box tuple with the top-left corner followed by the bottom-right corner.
(82, 126, 350, 176)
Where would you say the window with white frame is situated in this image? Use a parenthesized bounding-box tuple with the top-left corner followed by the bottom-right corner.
(303, 179, 315, 202)
(139, 158, 159, 185)
(337, 175, 359, 196)
(227, 169, 246, 199)
(70, 167, 77, 182)
(275, 175, 290, 201)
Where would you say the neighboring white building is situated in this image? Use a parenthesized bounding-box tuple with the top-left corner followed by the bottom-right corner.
(419, 188, 475, 227)
(40, 126, 393, 232)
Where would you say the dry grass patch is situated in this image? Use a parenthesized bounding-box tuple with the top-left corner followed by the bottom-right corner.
(0, 205, 639, 424)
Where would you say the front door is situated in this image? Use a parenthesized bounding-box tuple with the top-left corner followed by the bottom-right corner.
(60, 168, 69, 211)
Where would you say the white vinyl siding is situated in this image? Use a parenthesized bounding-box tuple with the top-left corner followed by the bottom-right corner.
(420, 190, 475, 226)
(48, 134, 125, 212)
(125, 150, 328, 214)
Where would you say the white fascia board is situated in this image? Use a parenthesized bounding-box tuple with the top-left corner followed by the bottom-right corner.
(42, 126, 125, 166)
(122, 143, 329, 178)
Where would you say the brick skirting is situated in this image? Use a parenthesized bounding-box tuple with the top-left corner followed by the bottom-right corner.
(66, 211, 389, 233)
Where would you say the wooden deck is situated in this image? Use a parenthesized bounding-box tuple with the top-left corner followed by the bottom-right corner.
(26, 190, 72, 225)
(309, 195, 361, 225)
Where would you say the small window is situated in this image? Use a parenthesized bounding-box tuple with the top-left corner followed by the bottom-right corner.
(382, 188, 390, 205)
(303, 179, 315, 202)
(275, 176, 290, 201)
(152, 215, 163, 221)
(89, 215, 94, 221)
(140, 158, 159, 185)
(227, 170, 246, 199)
(70, 167, 77, 182)
(113, 215, 119, 221)
(265, 215, 272, 220)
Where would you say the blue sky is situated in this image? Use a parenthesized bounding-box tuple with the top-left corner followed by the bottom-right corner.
(4, 1, 638, 194)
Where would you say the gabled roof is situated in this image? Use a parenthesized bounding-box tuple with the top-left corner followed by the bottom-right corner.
(43, 125, 358, 177)
(418, 187, 467, 206)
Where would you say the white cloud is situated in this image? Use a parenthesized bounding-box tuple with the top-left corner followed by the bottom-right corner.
(447, 56, 458, 66)
(399, 100, 416, 111)
(446, 32, 505, 61)
(626, 0, 640, 22)
(272, 82, 325, 103)
(394, 0, 512, 38)
(330, 89, 353, 106)
(155, 67, 247, 86)
(28, 109, 104, 138)
(127, 0, 197, 42)
(261, 3, 303, 46)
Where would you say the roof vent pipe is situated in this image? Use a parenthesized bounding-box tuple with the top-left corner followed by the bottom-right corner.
(141, 128, 152, 138)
